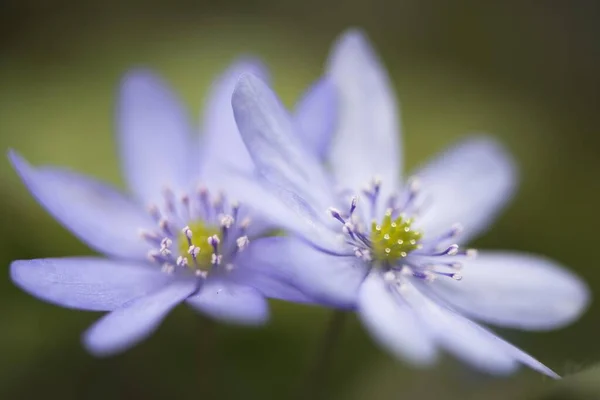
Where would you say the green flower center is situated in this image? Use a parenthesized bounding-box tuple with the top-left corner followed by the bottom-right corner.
(370, 211, 423, 263)
(177, 220, 220, 271)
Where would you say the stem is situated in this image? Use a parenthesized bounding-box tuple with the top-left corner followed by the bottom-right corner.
(197, 316, 217, 399)
(301, 310, 348, 400)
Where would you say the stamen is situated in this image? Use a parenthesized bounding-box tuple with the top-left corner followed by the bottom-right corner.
(162, 187, 176, 215)
(211, 253, 223, 265)
(328, 207, 346, 224)
(139, 229, 161, 244)
(147, 204, 161, 221)
(231, 201, 240, 222)
(144, 185, 250, 276)
(349, 196, 358, 216)
(208, 235, 220, 254)
(236, 236, 249, 251)
(159, 218, 174, 237)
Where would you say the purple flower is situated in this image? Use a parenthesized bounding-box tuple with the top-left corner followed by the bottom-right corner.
(8, 59, 320, 356)
(230, 31, 590, 377)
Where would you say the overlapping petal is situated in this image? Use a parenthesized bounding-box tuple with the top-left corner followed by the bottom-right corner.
(294, 77, 337, 159)
(232, 73, 335, 213)
(400, 280, 519, 375)
(403, 280, 559, 377)
(83, 280, 196, 356)
(9, 151, 155, 260)
(200, 59, 270, 181)
(10, 257, 172, 311)
(117, 70, 193, 205)
(186, 279, 269, 325)
(232, 74, 345, 251)
(411, 137, 516, 242)
(357, 272, 437, 365)
(327, 30, 401, 198)
(235, 236, 366, 308)
(427, 251, 589, 330)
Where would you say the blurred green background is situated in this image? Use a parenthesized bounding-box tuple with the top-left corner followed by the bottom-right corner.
(1, 1, 599, 399)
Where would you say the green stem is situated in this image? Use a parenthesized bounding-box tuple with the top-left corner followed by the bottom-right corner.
(198, 316, 217, 399)
(301, 310, 348, 400)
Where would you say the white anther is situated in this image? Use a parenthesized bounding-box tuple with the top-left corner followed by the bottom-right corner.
(182, 226, 193, 239)
(161, 264, 175, 274)
(160, 248, 172, 257)
(361, 249, 372, 261)
(241, 217, 251, 228)
(220, 215, 235, 228)
(452, 273, 463, 281)
(383, 271, 396, 282)
(446, 244, 459, 255)
(342, 221, 354, 233)
(211, 254, 222, 265)
(328, 207, 343, 219)
(372, 176, 382, 188)
(195, 270, 208, 278)
(236, 236, 249, 251)
(466, 249, 478, 258)
(424, 271, 436, 282)
(176, 256, 187, 267)
(160, 238, 172, 248)
(208, 235, 220, 246)
(188, 246, 200, 257)
(400, 265, 413, 276)
(408, 177, 421, 192)
(450, 223, 464, 237)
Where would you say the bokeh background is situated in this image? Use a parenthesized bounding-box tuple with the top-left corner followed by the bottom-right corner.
(1, 1, 599, 399)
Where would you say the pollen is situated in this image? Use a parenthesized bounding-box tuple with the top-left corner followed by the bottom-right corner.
(177, 220, 220, 271)
(370, 210, 422, 262)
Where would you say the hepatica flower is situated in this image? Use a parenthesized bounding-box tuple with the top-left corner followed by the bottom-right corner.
(8, 60, 321, 356)
(231, 31, 590, 377)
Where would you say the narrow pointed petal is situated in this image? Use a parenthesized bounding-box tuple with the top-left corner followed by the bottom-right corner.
(205, 169, 342, 252)
(9, 151, 155, 260)
(10, 258, 172, 311)
(428, 251, 589, 330)
(232, 73, 335, 218)
(358, 272, 437, 365)
(186, 279, 269, 325)
(232, 74, 344, 251)
(327, 29, 401, 196)
(233, 237, 367, 308)
(411, 137, 516, 242)
(492, 335, 560, 379)
(117, 70, 193, 205)
(293, 77, 337, 159)
(200, 59, 269, 180)
(83, 280, 195, 356)
(401, 281, 518, 375)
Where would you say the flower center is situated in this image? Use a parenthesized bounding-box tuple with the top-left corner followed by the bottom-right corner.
(140, 186, 250, 277)
(177, 220, 221, 271)
(329, 177, 475, 282)
(370, 211, 422, 262)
